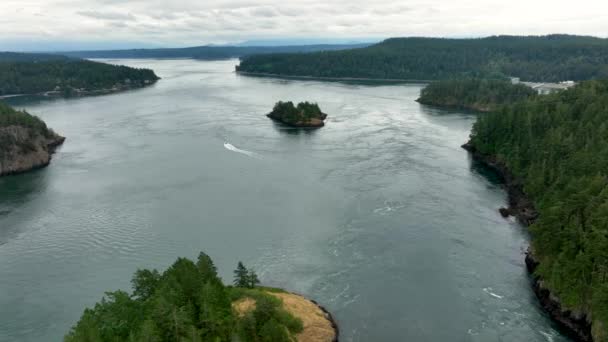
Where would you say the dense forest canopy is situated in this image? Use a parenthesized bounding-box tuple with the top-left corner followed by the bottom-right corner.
(0, 101, 53, 137)
(267, 101, 327, 127)
(417, 79, 538, 112)
(65, 252, 304, 342)
(237, 35, 608, 82)
(0, 53, 159, 96)
(470, 80, 608, 340)
(60, 43, 370, 60)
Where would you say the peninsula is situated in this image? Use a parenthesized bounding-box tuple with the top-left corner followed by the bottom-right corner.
(65, 252, 338, 342)
(268, 101, 328, 127)
(0, 102, 65, 176)
(0, 53, 159, 98)
(417, 79, 537, 112)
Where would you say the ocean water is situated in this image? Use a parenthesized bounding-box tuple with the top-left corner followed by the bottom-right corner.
(0, 59, 568, 342)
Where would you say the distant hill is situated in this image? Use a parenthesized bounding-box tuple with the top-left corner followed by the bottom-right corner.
(0, 52, 70, 62)
(236, 35, 608, 82)
(0, 52, 159, 96)
(59, 43, 371, 60)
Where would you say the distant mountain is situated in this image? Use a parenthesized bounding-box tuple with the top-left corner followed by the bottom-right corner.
(58, 43, 371, 60)
(236, 35, 608, 82)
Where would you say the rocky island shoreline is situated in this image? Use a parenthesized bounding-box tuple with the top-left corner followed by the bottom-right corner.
(462, 141, 592, 342)
(0, 103, 65, 177)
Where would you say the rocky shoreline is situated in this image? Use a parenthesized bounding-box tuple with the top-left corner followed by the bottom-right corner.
(0, 126, 65, 177)
(462, 141, 592, 341)
(308, 297, 340, 342)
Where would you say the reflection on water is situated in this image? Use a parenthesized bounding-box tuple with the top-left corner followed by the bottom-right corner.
(0, 169, 50, 244)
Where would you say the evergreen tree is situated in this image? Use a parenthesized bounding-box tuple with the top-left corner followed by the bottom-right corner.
(247, 270, 260, 289)
(233, 262, 249, 288)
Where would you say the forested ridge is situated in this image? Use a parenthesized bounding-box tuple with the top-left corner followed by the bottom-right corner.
(470, 80, 608, 340)
(65, 252, 308, 342)
(60, 43, 370, 60)
(417, 79, 538, 112)
(237, 35, 608, 82)
(0, 53, 159, 96)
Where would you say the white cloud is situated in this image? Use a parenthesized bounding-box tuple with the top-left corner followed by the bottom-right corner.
(0, 0, 607, 49)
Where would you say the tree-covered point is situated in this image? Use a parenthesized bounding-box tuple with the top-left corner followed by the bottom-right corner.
(237, 35, 608, 82)
(65, 252, 303, 342)
(417, 79, 538, 112)
(267, 101, 327, 127)
(469, 80, 608, 340)
(0, 53, 159, 96)
(0, 101, 54, 138)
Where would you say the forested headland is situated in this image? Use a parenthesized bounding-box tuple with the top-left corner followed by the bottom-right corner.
(0, 102, 65, 176)
(467, 80, 608, 341)
(237, 35, 608, 82)
(417, 79, 538, 112)
(65, 252, 337, 342)
(267, 101, 328, 127)
(0, 53, 159, 97)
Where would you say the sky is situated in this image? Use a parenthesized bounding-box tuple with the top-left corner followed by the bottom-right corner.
(1, 0, 608, 51)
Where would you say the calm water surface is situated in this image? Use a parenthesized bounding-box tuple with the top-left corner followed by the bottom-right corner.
(0, 59, 568, 341)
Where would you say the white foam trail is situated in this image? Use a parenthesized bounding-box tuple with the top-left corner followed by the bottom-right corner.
(223, 142, 260, 158)
(483, 287, 504, 299)
(539, 331, 555, 342)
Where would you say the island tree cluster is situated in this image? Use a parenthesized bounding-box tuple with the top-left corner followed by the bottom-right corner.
(469, 80, 608, 340)
(64, 252, 303, 342)
(0, 53, 159, 96)
(237, 35, 608, 82)
(417, 79, 538, 112)
(267, 101, 327, 127)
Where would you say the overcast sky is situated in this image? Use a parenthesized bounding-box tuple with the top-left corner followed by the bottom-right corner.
(1, 0, 608, 50)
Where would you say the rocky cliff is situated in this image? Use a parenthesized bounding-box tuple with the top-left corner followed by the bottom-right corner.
(0, 103, 65, 176)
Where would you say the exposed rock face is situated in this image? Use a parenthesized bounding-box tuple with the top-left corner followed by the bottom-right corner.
(463, 140, 592, 341)
(526, 250, 593, 341)
(0, 125, 65, 176)
(462, 141, 538, 225)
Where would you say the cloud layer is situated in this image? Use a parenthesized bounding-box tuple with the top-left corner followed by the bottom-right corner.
(1, 0, 607, 49)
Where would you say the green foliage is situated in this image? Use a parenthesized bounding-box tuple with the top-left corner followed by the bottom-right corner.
(470, 80, 608, 340)
(231, 288, 303, 342)
(418, 78, 537, 112)
(237, 35, 608, 82)
(65, 252, 303, 342)
(0, 53, 159, 96)
(268, 101, 326, 125)
(233, 262, 261, 289)
(0, 102, 50, 135)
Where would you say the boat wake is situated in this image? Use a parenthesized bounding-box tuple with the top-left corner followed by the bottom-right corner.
(223, 142, 260, 158)
(483, 287, 504, 299)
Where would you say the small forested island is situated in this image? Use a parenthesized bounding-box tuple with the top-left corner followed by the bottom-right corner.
(65, 252, 337, 342)
(0, 102, 65, 176)
(237, 35, 608, 82)
(267, 101, 328, 127)
(0, 53, 159, 97)
(465, 80, 608, 341)
(417, 79, 537, 112)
